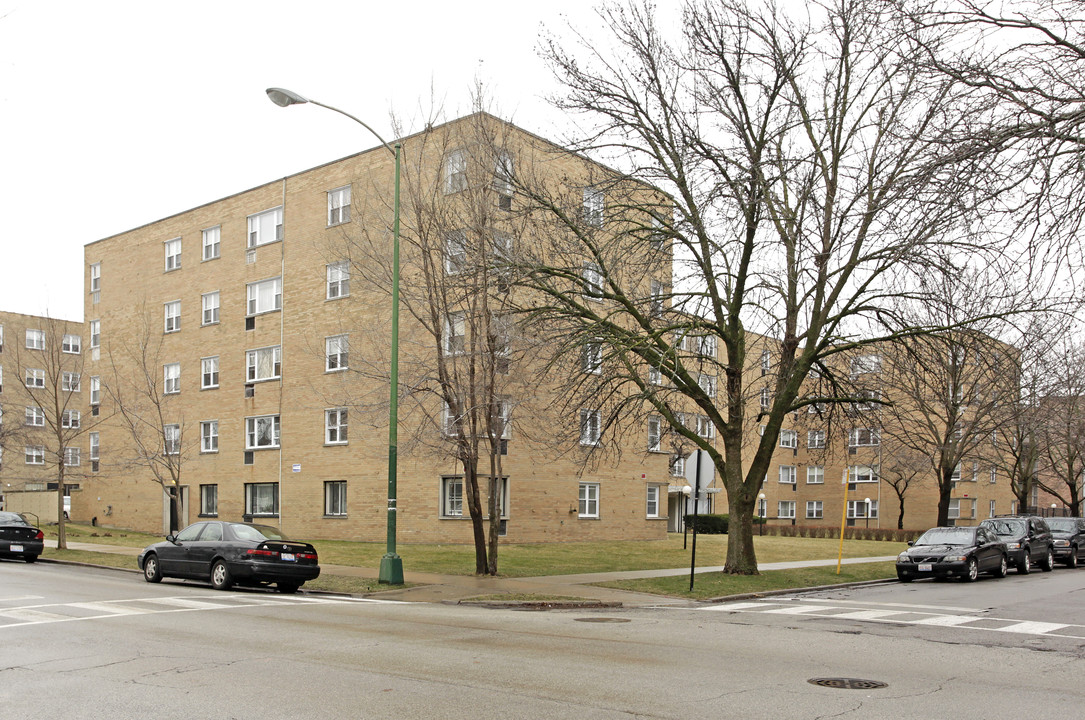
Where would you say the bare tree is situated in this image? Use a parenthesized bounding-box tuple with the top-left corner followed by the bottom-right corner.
(1035, 340, 1085, 514)
(506, 0, 1053, 573)
(103, 309, 190, 534)
(880, 446, 928, 529)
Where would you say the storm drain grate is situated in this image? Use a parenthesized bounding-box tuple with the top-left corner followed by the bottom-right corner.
(808, 678, 888, 690)
(574, 617, 631, 623)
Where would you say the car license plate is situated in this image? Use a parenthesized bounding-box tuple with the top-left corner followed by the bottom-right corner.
(10, 544, 23, 552)
(281, 553, 295, 562)
(918, 563, 933, 572)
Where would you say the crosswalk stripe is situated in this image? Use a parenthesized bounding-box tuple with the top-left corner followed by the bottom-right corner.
(908, 614, 984, 626)
(66, 602, 147, 616)
(995, 621, 1067, 634)
(0, 608, 73, 623)
(829, 609, 906, 621)
(763, 606, 831, 615)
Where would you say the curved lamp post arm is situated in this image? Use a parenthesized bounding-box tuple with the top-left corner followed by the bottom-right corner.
(266, 88, 396, 157)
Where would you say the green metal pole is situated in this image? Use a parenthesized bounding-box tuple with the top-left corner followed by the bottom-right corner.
(379, 143, 404, 584)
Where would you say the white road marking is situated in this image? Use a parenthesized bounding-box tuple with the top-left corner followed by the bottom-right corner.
(0, 608, 73, 623)
(791, 598, 989, 613)
(762, 606, 832, 615)
(910, 614, 984, 626)
(0, 596, 45, 603)
(829, 609, 906, 621)
(995, 621, 1067, 634)
(66, 601, 148, 616)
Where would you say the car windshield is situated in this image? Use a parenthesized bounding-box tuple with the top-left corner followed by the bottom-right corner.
(1046, 518, 1078, 532)
(915, 528, 975, 546)
(0, 512, 29, 526)
(230, 523, 290, 542)
(984, 519, 1026, 537)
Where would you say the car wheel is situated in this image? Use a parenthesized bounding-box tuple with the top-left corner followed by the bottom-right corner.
(897, 572, 913, 583)
(1067, 549, 1078, 568)
(143, 553, 162, 583)
(210, 560, 233, 591)
(993, 555, 1008, 578)
(1018, 550, 1031, 574)
(1041, 548, 1055, 572)
(964, 557, 979, 582)
(278, 582, 300, 594)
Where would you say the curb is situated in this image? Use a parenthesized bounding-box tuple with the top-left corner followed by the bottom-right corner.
(451, 599, 622, 610)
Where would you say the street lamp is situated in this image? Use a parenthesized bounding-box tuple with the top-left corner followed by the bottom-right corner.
(266, 87, 404, 585)
(681, 485, 692, 549)
(864, 497, 871, 529)
(758, 492, 766, 536)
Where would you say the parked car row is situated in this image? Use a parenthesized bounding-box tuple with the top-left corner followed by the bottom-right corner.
(896, 514, 1085, 583)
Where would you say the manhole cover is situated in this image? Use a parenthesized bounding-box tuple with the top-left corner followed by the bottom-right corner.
(808, 678, 888, 690)
(574, 617, 631, 623)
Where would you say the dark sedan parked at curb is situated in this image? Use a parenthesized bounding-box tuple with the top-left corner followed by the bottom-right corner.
(0, 511, 44, 563)
(978, 516, 1055, 574)
(137, 521, 320, 593)
(896, 526, 1009, 582)
(1046, 517, 1085, 567)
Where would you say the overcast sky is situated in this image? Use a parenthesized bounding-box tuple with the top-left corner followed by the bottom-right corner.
(0, 0, 618, 320)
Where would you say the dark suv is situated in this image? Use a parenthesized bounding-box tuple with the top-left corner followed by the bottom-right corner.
(979, 516, 1055, 574)
(1045, 517, 1085, 567)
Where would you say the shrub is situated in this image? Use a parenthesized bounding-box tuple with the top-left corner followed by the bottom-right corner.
(685, 514, 729, 534)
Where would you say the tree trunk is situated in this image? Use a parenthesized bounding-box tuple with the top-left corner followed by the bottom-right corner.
(56, 465, 67, 550)
(462, 461, 488, 575)
(896, 496, 905, 530)
(936, 469, 953, 526)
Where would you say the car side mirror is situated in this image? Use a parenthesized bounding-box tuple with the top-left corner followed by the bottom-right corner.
(907, 541, 914, 546)
(166, 534, 177, 544)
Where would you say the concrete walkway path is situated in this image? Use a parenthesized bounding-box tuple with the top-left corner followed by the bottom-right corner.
(45, 540, 896, 608)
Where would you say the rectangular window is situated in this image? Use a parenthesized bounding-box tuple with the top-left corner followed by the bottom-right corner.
(325, 480, 347, 516)
(325, 408, 348, 444)
(164, 424, 181, 455)
(325, 335, 349, 372)
(847, 465, 879, 483)
(64, 447, 80, 467)
(164, 300, 181, 333)
(579, 482, 600, 518)
(579, 409, 601, 446)
(90, 320, 100, 349)
(582, 262, 603, 299)
(201, 357, 219, 389)
(848, 428, 880, 447)
(25, 406, 44, 426)
(648, 365, 662, 385)
(62, 334, 81, 354)
(25, 446, 44, 465)
(246, 415, 280, 449)
(778, 501, 796, 519)
(806, 501, 823, 519)
(62, 372, 80, 392)
(582, 339, 602, 374)
(90, 376, 100, 405)
(441, 476, 464, 516)
(849, 353, 882, 379)
(201, 420, 219, 453)
(326, 261, 350, 299)
(646, 485, 660, 518)
(444, 230, 468, 274)
(202, 226, 221, 261)
(698, 374, 717, 398)
(989, 499, 996, 518)
(26, 329, 45, 350)
(650, 280, 664, 316)
(807, 430, 825, 449)
(698, 335, 717, 358)
(848, 500, 879, 519)
(445, 313, 465, 354)
(583, 187, 604, 227)
(779, 465, 797, 484)
(779, 429, 797, 449)
(246, 345, 282, 382)
(671, 455, 686, 478)
(202, 292, 220, 325)
(807, 466, 825, 484)
(760, 387, 771, 411)
(647, 416, 662, 452)
(494, 150, 514, 196)
(61, 410, 80, 429)
(90, 262, 101, 292)
(247, 207, 283, 248)
(247, 277, 283, 315)
(200, 484, 218, 516)
(164, 238, 181, 271)
(26, 368, 45, 388)
(327, 186, 351, 226)
(696, 415, 715, 439)
(89, 431, 100, 461)
(760, 350, 772, 376)
(164, 363, 180, 394)
(245, 482, 279, 517)
(444, 149, 468, 194)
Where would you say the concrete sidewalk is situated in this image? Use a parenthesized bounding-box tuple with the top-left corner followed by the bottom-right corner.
(45, 540, 895, 607)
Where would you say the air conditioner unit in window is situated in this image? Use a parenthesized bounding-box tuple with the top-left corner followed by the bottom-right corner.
(91, 461, 99, 473)
(244, 451, 254, 465)
(246, 250, 257, 264)
(498, 194, 512, 211)
(244, 384, 255, 398)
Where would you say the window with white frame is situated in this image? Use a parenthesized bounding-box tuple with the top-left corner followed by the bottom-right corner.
(493, 397, 512, 439)
(647, 416, 662, 452)
(25, 446, 44, 465)
(849, 353, 882, 379)
(25, 406, 44, 426)
(583, 187, 604, 227)
(26, 368, 45, 388)
(325, 335, 349, 372)
(61, 410, 80, 429)
(245, 415, 280, 449)
(90, 320, 100, 349)
(246, 346, 281, 382)
(62, 334, 81, 354)
(671, 454, 685, 477)
(807, 465, 825, 484)
(492, 231, 512, 262)
(327, 186, 351, 225)
(26, 329, 45, 350)
(90, 262, 101, 292)
(89, 431, 99, 461)
(779, 465, 797, 484)
(848, 499, 879, 519)
(757, 496, 767, 518)
(90, 376, 100, 405)
(444, 149, 468, 194)
(778, 501, 796, 519)
(325, 408, 348, 444)
(847, 464, 879, 483)
(163, 363, 180, 394)
(582, 262, 603, 299)
(200, 484, 218, 516)
(164, 238, 181, 271)
(581, 339, 602, 374)
(445, 313, 465, 354)
(445, 230, 467, 274)
(650, 280, 664, 316)
(698, 334, 717, 358)
(760, 350, 771, 376)
(201, 420, 218, 453)
(648, 365, 662, 386)
(989, 499, 996, 517)
(64, 447, 80, 467)
(325, 480, 347, 516)
(698, 373, 717, 397)
(62, 371, 79, 392)
(579, 482, 600, 518)
(646, 485, 661, 518)
(807, 430, 825, 449)
(202, 291, 220, 325)
(202, 226, 220, 261)
(164, 300, 181, 333)
(247, 277, 283, 315)
(201, 357, 219, 389)
(848, 427, 880, 447)
(696, 415, 715, 439)
(950, 462, 962, 482)
(441, 476, 464, 516)
(326, 261, 350, 299)
(779, 429, 797, 449)
(247, 207, 283, 248)
(579, 408, 601, 446)
(806, 500, 823, 519)
(245, 482, 279, 516)
(163, 424, 181, 455)
(759, 387, 771, 411)
(494, 150, 514, 196)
